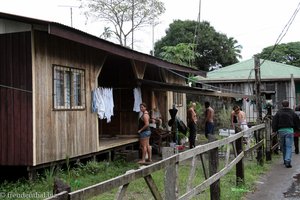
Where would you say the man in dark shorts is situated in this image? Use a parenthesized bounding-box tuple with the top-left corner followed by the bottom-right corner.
(187, 102, 197, 148)
(204, 101, 214, 139)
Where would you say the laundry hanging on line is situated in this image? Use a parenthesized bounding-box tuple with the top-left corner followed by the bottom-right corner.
(133, 87, 142, 112)
(92, 87, 114, 123)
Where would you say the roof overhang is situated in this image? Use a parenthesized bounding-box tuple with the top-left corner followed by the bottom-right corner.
(0, 12, 206, 77)
(138, 79, 255, 99)
(48, 24, 206, 76)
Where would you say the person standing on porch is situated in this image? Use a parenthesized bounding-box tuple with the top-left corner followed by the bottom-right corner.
(187, 102, 197, 148)
(204, 101, 214, 139)
(138, 103, 152, 164)
(272, 100, 300, 168)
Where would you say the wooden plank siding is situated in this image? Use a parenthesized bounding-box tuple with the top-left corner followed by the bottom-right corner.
(164, 69, 187, 124)
(33, 30, 189, 165)
(33, 31, 103, 165)
(0, 32, 33, 165)
(0, 31, 189, 167)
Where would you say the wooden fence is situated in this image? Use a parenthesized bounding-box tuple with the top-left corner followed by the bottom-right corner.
(47, 121, 274, 200)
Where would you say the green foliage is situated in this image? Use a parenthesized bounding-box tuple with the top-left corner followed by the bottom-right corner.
(154, 20, 241, 71)
(159, 43, 199, 68)
(257, 41, 300, 67)
(0, 158, 138, 200)
(217, 106, 233, 128)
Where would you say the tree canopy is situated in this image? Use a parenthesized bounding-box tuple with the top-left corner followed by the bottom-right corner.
(154, 20, 242, 71)
(159, 43, 199, 68)
(257, 42, 300, 67)
(79, 0, 165, 48)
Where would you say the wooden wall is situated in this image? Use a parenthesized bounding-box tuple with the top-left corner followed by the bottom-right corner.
(33, 31, 103, 165)
(164, 70, 187, 124)
(0, 32, 33, 166)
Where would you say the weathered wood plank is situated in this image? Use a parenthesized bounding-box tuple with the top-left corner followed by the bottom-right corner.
(209, 145, 220, 200)
(165, 159, 177, 200)
(44, 191, 68, 200)
(144, 175, 163, 200)
(69, 156, 178, 200)
(178, 152, 244, 200)
(186, 156, 196, 192)
(115, 183, 129, 200)
(33, 31, 100, 165)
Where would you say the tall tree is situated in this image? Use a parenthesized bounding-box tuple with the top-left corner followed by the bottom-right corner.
(154, 20, 242, 71)
(79, 0, 165, 48)
(257, 42, 300, 67)
(159, 43, 199, 68)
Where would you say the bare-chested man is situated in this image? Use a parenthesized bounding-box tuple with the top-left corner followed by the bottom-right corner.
(233, 106, 248, 131)
(187, 102, 197, 148)
(204, 101, 214, 138)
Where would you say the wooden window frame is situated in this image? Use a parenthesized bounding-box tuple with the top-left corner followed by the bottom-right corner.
(53, 65, 86, 111)
(173, 92, 183, 107)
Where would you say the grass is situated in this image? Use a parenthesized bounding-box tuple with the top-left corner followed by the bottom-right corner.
(0, 152, 280, 200)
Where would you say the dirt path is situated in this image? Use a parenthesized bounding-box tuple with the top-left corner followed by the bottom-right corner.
(243, 152, 300, 200)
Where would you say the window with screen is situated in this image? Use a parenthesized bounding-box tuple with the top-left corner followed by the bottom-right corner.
(53, 65, 85, 110)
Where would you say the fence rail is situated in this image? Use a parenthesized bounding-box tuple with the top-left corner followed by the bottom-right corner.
(47, 121, 274, 200)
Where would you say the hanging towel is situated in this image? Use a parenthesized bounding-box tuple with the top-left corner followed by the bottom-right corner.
(92, 88, 105, 119)
(92, 87, 114, 122)
(103, 88, 114, 123)
(133, 87, 142, 112)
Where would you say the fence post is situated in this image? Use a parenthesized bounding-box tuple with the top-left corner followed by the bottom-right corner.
(208, 136, 220, 200)
(163, 148, 177, 200)
(265, 118, 272, 161)
(235, 134, 244, 185)
(256, 128, 264, 165)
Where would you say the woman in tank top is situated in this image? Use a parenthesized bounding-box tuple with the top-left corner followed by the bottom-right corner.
(138, 103, 152, 164)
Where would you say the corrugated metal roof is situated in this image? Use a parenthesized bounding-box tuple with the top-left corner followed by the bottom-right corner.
(199, 58, 300, 82)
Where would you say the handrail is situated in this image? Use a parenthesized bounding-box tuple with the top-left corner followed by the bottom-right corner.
(47, 123, 268, 200)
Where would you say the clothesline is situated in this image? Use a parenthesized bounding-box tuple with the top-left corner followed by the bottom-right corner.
(92, 87, 142, 123)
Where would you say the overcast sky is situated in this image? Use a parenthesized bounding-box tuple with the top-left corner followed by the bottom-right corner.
(1, 0, 300, 61)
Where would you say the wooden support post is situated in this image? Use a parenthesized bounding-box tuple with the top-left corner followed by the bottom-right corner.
(164, 149, 177, 200)
(144, 175, 163, 200)
(209, 137, 220, 200)
(256, 129, 264, 166)
(116, 183, 129, 200)
(254, 56, 262, 122)
(236, 136, 244, 186)
(200, 154, 208, 179)
(265, 118, 272, 161)
(186, 156, 197, 192)
(27, 166, 37, 181)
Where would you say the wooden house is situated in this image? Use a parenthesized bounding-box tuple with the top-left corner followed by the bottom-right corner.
(197, 58, 300, 122)
(0, 12, 207, 171)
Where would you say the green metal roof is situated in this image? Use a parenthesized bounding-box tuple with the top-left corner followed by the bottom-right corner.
(199, 58, 300, 81)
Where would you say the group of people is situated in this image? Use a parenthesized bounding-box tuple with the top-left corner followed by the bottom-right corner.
(231, 100, 300, 169)
(185, 101, 216, 148)
(137, 101, 215, 164)
(137, 99, 300, 168)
